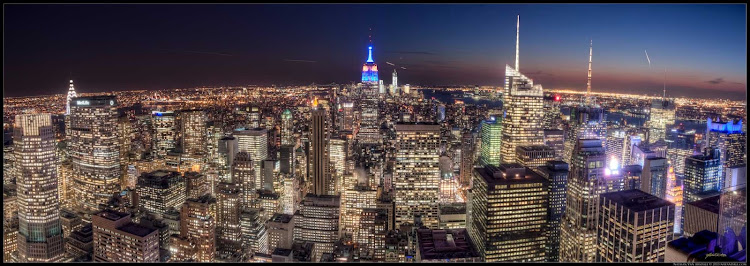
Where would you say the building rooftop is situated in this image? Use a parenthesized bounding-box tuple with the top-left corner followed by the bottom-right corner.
(474, 164, 548, 186)
(269, 213, 294, 224)
(416, 228, 480, 261)
(119, 223, 157, 237)
(685, 194, 721, 214)
(600, 189, 674, 213)
(96, 209, 130, 222)
(516, 145, 555, 152)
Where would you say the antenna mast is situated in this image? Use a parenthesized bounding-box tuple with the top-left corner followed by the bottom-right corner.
(515, 15, 520, 71)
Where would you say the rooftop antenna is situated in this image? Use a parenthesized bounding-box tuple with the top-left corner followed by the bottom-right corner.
(663, 67, 667, 100)
(586, 39, 593, 103)
(515, 15, 520, 71)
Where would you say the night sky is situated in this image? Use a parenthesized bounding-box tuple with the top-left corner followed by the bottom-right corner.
(4, 4, 747, 100)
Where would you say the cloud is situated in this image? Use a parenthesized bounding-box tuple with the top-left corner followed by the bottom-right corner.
(706, 77, 724, 84)
(283, 59, 317, 63)
(525, 70, 556, 77)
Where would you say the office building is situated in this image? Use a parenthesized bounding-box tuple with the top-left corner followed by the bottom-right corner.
(92, 210, 159, 262)
(684, 148, 723, 203)
(294, 194, 340, 262)
(340, 185, 377, 238)
(14, 114, 65, 262)
(215, 182, 242, 251)
(647, 99, 676, 144)
(534, 161, 569, 262)
(415, 228, 481, 262)
(596, 189, 675, 262)
(515, 144, 555, 168)
(459, 131, 475, 189)
(180, 110, 207, 157)
(559, 139, 625, 262)
(151, 111, 177, 159)
(281, 109, 294, 146)
(68, 96, 121, 219)
(683, 195, 720, 237)
(705, 118, 746, 176)
(468, 164, 548, 262)
(179, 195, 217, 262)
(393, 123, 441, 228)
(135, 170, 186, 219)
(311, 101, 332, 195)
(267, 213, 296, 252)
(479, 118, 502, 166)
(641, 157, 668, 199)
(543, 129, 565, 161)
(239, 208, 268, 257)
(234, 128, 268, 192)
(184, 171, 209, 199)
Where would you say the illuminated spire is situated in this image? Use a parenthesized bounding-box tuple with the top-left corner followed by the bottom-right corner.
(663, 68, 667, 100)
(587, 39, 593, 97)
(367, 46, 374, 63)
(515, 15, 520, 71)
(66, 79, 77, 115)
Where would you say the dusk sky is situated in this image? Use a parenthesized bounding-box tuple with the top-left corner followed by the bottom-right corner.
(4, 4, 747, 100)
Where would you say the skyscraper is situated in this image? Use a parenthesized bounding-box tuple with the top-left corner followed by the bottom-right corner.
(534, 161, 569, 262)
(151, 111, 177, 159)
(65, 79, 77, 115)
(468, 164, 548, 262)
(180, 110, 207, 157)
(311, 100, 332, 196)
(179, 195, 217, 262)
(479, 118, 502, 167)
(648, 99, 676, 144)
(294, 194, 341, 262)
(641, 157, 668, 199)
(501, 16, 544, 163)
(135, 170, 186, 219)
(705, 118, 746, 177)
(234, 128, 268, 192)
(459, 131, 475, 190)
(559, 139, 625, 262)
(543, 129, 565, 161)
(596, 189, 675, 262)
(215, 182, 243, 253)
(393, 123, 441, 228)
(14, 114, 64, 262)
(515, 144, 556, 168)
(280, 109, 294, 146)
(391, 69, 398, 96)
(92, 210, 159, 262)
(684, 148, 723, 203)
(361, 45, 379, 84)
(68, 96, 121, 220)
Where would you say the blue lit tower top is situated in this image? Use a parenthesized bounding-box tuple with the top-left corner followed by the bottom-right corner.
(361, 29, 379, 84)
(361, 45, 379, 84)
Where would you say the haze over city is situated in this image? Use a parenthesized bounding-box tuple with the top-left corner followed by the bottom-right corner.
(3, 4, 746, 100)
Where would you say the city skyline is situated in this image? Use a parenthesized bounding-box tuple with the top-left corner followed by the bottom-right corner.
(4, 4, 747, 100)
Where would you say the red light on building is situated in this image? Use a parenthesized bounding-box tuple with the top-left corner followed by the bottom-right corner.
(554, 95, 561, 101)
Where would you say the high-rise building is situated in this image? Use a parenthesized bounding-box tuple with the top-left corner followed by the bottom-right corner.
(340, 102, 355, 132)
(391, 70, 399, 96)
(684, 148, 723, 203)
(14, 114, 65, 262)
(294, 194, 340, 262)
(179, 195, 216, 262)
(184, 171, 209, 199)
(534, 161, 569, 262)
(468, 164, 548, 262)
(234, 128, 268, 192)
(215, 182, 242, 252)
(596, 189, 675, 262)
(232, 152, 256, 207)
(311, 101, 332, 196)
(329, 137, 346, 193)
(479, 118, 502, 167)
(281, 109, 294, 146)
(647, 99, 676, 144)
(340, 185, 377, 239)
(641, 157, 668, 199)
(92, 210, 159, 262)
(682, 195, 720, 237)
(559, 139, 625, 263)
(563, 106, 607, 163)
(459, 131, 475, 190)
(240, 208, 268, 257)
(180, 110, 207, 157)
(68, 96, 121, 220)
(361, 45, 379, 84)
(393, 123, 441, 228)
(267, 213, 295, 252)
(65, 79, 77, 115)
(705, 118, 746, 176)
(543, 129, 565, 161)
(515, 144, 555, 168)
(135, 170, 186, 219)
(151, 111, 177, 159)
(606, 130, 627, 165)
